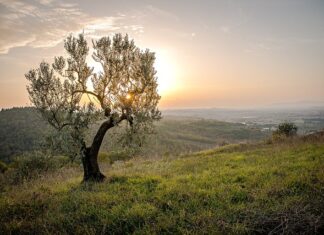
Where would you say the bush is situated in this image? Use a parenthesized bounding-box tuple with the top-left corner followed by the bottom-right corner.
(8, 152, 68, 184)
(272, 122, 298, 140)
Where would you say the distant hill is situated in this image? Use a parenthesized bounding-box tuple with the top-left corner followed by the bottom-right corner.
(0, 107, 50, 161)
(0, 107, 269, 161)
(163, 107, 324, 133)
(131, 116, 268, 157)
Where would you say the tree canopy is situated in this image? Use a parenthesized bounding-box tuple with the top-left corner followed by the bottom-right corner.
(25, 33, 161, 181)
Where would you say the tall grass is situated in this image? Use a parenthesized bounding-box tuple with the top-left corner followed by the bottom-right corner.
(0, 135, 323, 234)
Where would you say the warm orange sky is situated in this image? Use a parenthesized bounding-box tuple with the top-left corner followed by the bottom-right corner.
(0, 0, 324, 109)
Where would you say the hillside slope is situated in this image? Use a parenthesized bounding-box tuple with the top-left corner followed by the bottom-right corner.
(102, 116, 268, 157)
(0, 107, 268, 161)
(0, 107, 50, 161)
(1, 137, 323, 234)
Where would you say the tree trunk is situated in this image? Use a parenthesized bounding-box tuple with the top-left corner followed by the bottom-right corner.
(81, 117, 121, 182)
(82, 149, 105, 182)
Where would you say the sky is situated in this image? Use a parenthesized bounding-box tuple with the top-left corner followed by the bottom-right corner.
(0, 0, 323, 109)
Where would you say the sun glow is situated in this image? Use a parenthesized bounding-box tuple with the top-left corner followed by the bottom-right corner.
(155, 50, 178, 96)
(126, 94, 132, 100)
(87, 49, 178, 97)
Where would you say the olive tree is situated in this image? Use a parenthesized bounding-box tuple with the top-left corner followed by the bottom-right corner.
(25, 33, 161, 182)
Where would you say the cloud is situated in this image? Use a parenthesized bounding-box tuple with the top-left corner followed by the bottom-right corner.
(37, 0, 54, 6)
(0, 0, 143, 54)
(145, 5, 179, 22)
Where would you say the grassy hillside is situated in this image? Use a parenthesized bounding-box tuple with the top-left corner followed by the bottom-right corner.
(102, 116, 268, 157)
(1, 136, 323, 234)
(0, 108, 269, 161)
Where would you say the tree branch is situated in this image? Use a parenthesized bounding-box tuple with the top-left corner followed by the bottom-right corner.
(89, 114, 127, 157)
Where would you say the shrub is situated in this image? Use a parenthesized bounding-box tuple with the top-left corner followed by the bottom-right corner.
(8, 152, 68, 184)
(272, 122, 298, 140)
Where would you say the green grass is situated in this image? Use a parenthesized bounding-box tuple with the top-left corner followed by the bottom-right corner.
(0, 138, 323, 234)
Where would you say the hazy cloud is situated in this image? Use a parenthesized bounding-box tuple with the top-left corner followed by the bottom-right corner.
(0, 0, 143, 54)
(37, 0, 54, 6)
(146, 5, 179, 22)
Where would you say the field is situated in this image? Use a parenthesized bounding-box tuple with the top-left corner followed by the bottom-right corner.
(1, 135, 323, 234)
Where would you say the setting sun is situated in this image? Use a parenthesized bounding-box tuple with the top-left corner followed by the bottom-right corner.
(88, 50, 177, 97)
(154, 50, 177, 96)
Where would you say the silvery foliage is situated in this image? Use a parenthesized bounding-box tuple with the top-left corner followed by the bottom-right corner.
(25, 33, 161, 159)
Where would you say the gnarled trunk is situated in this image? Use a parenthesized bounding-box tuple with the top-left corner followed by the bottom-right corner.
(82, 147, 105, 182)
(81, 118, 116, 182)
